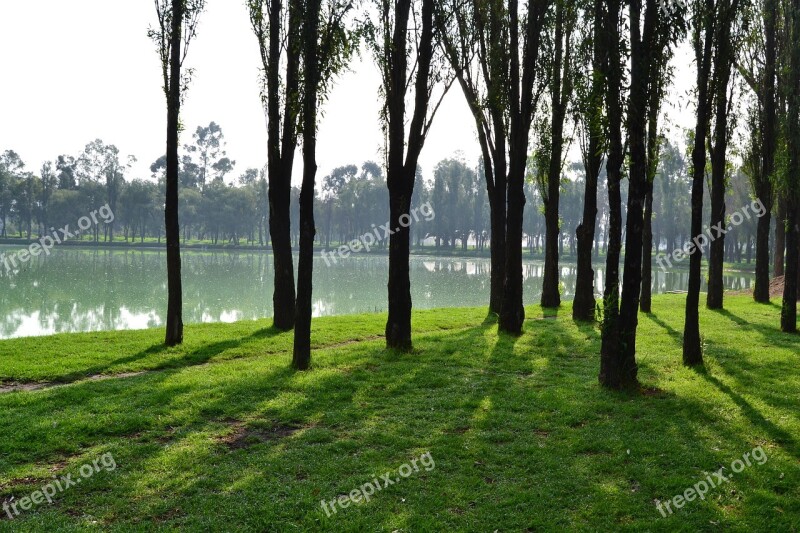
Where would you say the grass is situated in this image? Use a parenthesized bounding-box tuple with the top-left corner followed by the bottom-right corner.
(0, 295, 797, 531)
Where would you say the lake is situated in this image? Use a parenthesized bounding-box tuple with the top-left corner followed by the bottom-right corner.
(0, 246, 754, 339)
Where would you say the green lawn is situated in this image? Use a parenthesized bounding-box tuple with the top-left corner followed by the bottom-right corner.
(0, 295, 797, 531)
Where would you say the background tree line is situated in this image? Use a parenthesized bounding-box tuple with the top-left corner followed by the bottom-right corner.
(0, 133, 771, 268)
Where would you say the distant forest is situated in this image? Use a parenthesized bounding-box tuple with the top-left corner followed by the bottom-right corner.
(0, 122, 762, 263)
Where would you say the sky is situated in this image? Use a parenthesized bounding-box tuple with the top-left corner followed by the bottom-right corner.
(0, 1, 695, 186)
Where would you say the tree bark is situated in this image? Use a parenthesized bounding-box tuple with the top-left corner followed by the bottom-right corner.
(293, 0, 320, 370)
(541, 1, 571, 309)
(265, 0, 300, 331)
(754, 0, 777, 303)
(782, 0, 800, 332)
(684, 0, 716, 366)
(385, 0, 435, 351)
(599, 0, 626, 388)
(499, 0, 547, 335)
(164, 0, 184, 347)
(706, 16, 736, 310)
(617, 0, 659, 389)
(776, 195, 786, 277)
(640, 179, 655, 313)
(573, 0, 603, 321)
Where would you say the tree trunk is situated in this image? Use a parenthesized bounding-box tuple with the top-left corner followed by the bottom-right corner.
(385, 0, 435, 351)
(684, 0, 715, 366)
(640, 34, 667, 316)
(386, 187, 413, 349)
(164, 0, 184, 347)
(617, 0, 659, 389)
(488, 182, 507, 315)
(292, 0, 320, 370)
(574, 0, 603, 322)
(266, 0, 300, 331)
(640, 180, 655, 313)
(541, 1, 569, 309)
(500, 157, 526, 334)
(707, 62, 734, 310)
(782, 0, 800, 332)
(599, 0, 626, 388)
(776, 195, 786, 277)
(498, 0, 546, 334)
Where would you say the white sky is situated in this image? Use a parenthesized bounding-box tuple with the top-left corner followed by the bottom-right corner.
(0, 1, 695, 185)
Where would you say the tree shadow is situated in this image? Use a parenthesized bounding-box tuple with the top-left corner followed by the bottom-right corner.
(1, 309, 796, 530)
(642, 312, 682, 345)
(693, 366, 800, 461)
(48, 327, 287, 385)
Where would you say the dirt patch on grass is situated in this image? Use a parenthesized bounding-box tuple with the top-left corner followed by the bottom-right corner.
(217, 420, 308, 450)
(0, 371, 148, 395)
(0, 476, 44, 493)
(0, 382, 50, 394)
(640, 386, 668, 398)
(729, 276, 800, 300)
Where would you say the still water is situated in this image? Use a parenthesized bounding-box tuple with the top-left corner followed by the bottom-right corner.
(0, 246, 753, 339)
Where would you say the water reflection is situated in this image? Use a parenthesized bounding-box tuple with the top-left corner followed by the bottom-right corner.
(0, 246, 752, 339)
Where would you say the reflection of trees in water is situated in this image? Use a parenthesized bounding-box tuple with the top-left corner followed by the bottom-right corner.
(0, 248, 756, 338)
(0, 248, 277, 337)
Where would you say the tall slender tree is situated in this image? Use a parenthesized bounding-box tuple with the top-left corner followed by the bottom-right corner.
(782, 0, 800, 332)
(639, 19, 674, 314)
(683, 0, 717, 366)
(540, 0, 577, 309)
(738, 0, 777, 303)
(498, 0, 550, 334)
(150, 0, 205, 346)
(437, 1, 549, 324)
(613, 0, 660, 388)
(748, 0, 777, 303)
(599, 0, 626, 387)
(707, 0, 742, 310)
(367, 0, 449, 350)
(573, 0, 605, 322)
(248, 0, 302, 331)
(293, 0, 356, 369)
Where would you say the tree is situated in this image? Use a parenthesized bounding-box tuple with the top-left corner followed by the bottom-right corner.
(639, 11, 675, 314)
(782, 0, 800, 332)
(683, 0, 718, 366)
(150, 0, 205, 346)
(184, 122, 235, 189)
(366, 0, 450, 350)
(0, 151, 24, 238)
(39, 161, 57, 235)
(739, 0, 778, 303)
(437, 1, 549, 322)
(248, 0, 302, 331)
(540, 0, 577, 309)
(598, 0, 626, 387)
(707, 0, 743, 310)
(573, 0, 605, 322)
(293, 0, 356, 369)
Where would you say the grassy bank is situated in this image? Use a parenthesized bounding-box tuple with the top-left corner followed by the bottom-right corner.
(0, 295, 797, 531)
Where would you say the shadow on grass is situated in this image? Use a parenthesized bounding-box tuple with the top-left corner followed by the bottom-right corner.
(693, 366, 800, 461)
(0, 305, 796, 530)
(51, 326, 287, 385)
(643, 312, 682, 345)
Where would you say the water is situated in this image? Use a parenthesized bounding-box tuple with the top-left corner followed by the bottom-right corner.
(0, 246, 753, 339)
